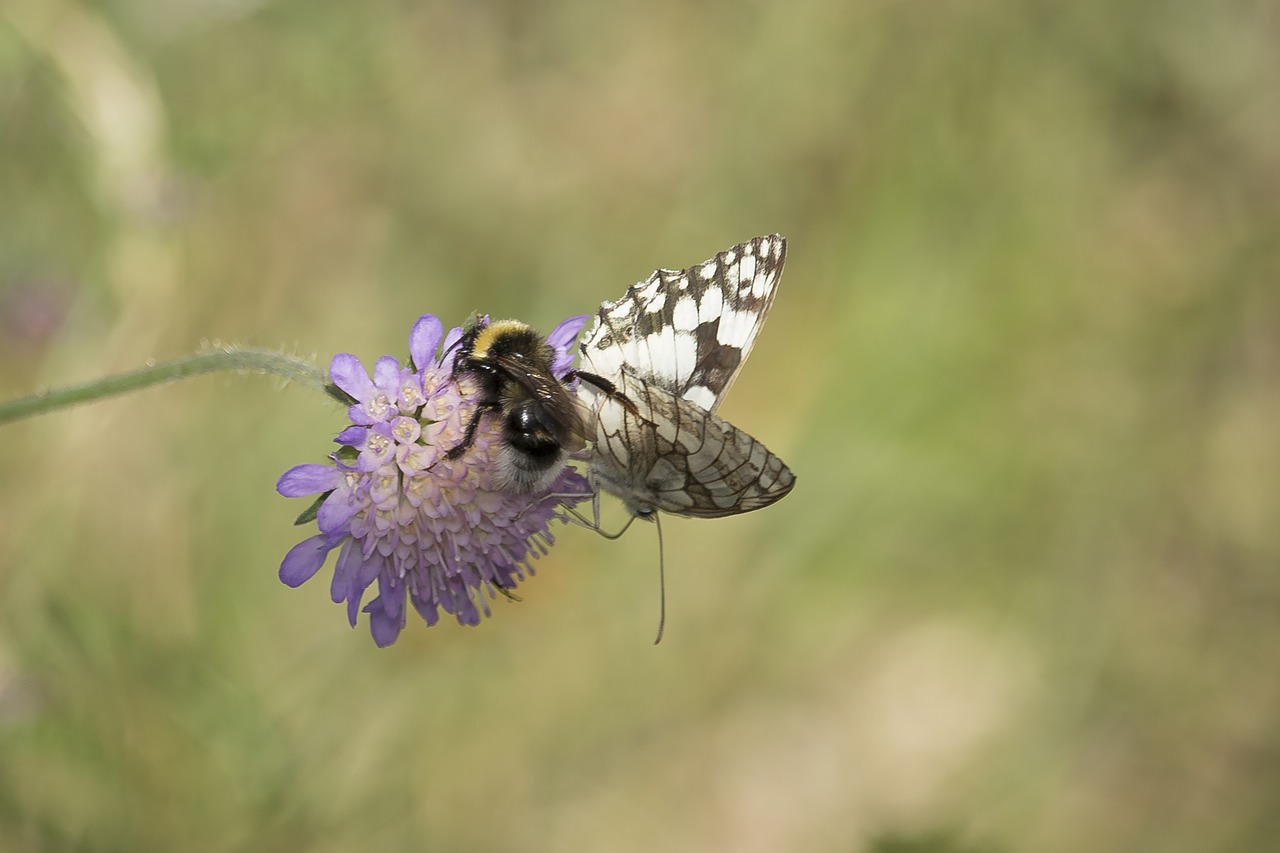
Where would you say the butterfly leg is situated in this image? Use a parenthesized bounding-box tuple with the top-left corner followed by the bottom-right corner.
(561, 504, 639, 539)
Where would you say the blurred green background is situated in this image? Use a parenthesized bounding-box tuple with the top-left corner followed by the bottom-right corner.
(2, 1, 1278, 850)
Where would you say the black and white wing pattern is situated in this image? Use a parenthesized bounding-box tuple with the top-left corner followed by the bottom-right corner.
(576, 235, 796, 519)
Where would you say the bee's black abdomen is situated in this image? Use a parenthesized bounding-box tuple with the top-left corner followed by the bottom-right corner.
(506, 407, 561, 458)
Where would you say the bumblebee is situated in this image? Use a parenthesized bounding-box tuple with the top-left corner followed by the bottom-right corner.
(446, 319, 588, 493)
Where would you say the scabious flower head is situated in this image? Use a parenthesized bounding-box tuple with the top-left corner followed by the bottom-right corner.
(277, 313, 591, 646)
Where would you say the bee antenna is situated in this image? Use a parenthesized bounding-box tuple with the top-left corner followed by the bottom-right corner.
(439, 335, 466, 374)
(652, 514, 666, 645)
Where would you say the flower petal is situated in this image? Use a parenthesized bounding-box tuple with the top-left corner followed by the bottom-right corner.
(439, 324, 468, 372)
(316, 488, 362, 534)
(346, 550, 384, 627)
(346, 403, 378, 426)
(277, 464, 342, 498)
(279, 535, 335, 587)
(366, 597, 406, 647)
(409, 315, 444, 370)
(547, 314, 590, 376)
(411, 589, 442, 626)
(373, 355, 402, 394)
(331, 540, 362, 603)
(329, 353, 374, 400)
(377, 574, 405, 621)
(334, 425, 366, 446)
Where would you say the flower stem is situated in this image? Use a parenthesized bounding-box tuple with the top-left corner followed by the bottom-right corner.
(0, 347, 328, 425)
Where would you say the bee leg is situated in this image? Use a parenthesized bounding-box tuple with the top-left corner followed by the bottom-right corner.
(491, 581, 523, 602)
(567, 370, 642, 417)
(445, 401, 501, 460)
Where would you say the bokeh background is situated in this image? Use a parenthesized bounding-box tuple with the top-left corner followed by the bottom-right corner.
(2, 1, 1278, 851)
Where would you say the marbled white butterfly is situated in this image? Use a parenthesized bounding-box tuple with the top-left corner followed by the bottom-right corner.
(575, 234, 796, 522)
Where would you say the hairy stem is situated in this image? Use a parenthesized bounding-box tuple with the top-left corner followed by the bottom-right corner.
(0, 347, 328, 425)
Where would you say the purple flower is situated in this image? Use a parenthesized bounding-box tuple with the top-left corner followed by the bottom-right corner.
(277, 314, 590, 646)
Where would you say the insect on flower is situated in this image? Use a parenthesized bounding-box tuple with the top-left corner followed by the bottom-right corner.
(445, 315, 651, 497)
(275, 314, 590, 646)
(445, 317, 591, 494)
(575, 234, 796, 524)
(275, 237, 796, 645)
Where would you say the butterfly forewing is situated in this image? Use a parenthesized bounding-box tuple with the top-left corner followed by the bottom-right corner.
(581, 234, 787, 412)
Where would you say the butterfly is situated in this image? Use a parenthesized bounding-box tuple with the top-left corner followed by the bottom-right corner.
(573, 234, 796, 523)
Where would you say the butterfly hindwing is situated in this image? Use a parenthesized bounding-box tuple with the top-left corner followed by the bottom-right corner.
(587, 371, 795, 518)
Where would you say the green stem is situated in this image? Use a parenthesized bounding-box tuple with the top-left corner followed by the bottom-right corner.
(0, 347, 328, 425)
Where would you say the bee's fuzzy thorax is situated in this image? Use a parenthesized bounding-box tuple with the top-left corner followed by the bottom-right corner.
(472, 320, 548, 363)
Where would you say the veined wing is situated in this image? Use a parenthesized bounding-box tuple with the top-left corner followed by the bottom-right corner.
(579, 234, 786, 412)
(587, 371, 795, 518)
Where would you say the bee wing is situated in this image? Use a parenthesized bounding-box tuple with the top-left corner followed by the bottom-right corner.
(579, 235, 786, 413)
(491, 354, 589, 450)
(586, 371, 795, 519)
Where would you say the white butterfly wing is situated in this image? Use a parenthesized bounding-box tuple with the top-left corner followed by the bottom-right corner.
(580, 234, 786, 412)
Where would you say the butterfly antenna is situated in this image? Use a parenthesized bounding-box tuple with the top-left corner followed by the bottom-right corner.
(653, 513, 666, 645)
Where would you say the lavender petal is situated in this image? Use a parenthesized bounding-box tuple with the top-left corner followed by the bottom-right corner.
(409, 315, 444, 369)
(279, 535, 334, 587)
(277, 464, 342, 498)
(329, 353, 374, 400)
